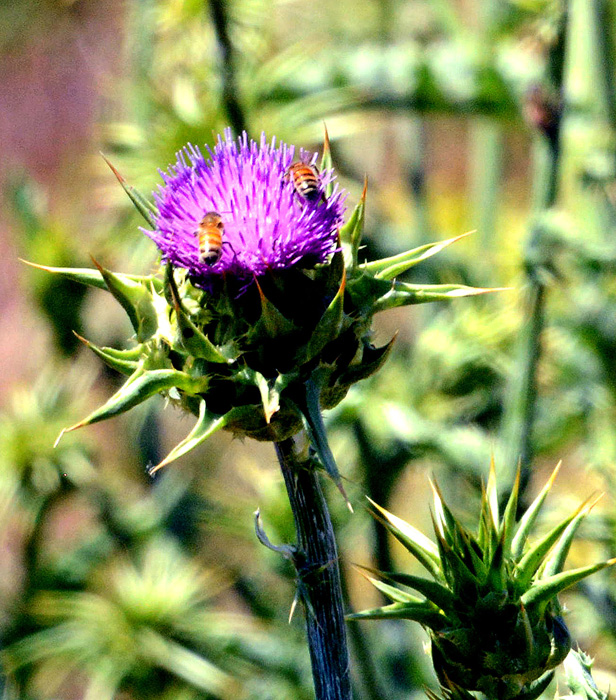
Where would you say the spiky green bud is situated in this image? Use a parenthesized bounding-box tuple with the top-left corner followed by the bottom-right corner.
(349, 463, 615, 700)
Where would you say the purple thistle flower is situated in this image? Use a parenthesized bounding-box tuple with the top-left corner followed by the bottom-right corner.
(144, 130, 347, 289)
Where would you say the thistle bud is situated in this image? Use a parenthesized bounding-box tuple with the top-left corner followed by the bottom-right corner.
(349, 464, 615, 700)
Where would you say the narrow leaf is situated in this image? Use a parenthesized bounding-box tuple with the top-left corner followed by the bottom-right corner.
(477, 456, 500, 558)
(371, 281, 507, 314)
(320, 122, 334, 199)
(347, 601, 446, 628)
(358, 572, 423, 604)
(355, 565, 455, 611)
(501, 467, 521, 554)
(521, 558, 616, 609)
(431, 512, 479, 593)
(299, 375, 351, 509)
(362, 231, 473, 280)
(91, 258, 158, 342)
(20, 260, 161, 292)
(366, 498, 441, 579)
(74, 332, 141, 376)
(339, 176, 367, 269)
(542, 495, 602, 578)
(515, 497, 591, 590)
(511, 461, 561, 559)
(485, 529, 506, 590)
(429, 480, 459, 546)
(305, 268, 346, 362)
(56, 369, 207, 442)
(458, 528, 487, 581)
(477, 483, 498, 556)
(101, 153, 158, 228)
(148, 400, 231, 474)
(21, 260, 108, 290)
(486, 455, 500, 531)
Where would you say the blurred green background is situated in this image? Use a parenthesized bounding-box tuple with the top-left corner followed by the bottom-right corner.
(2, 0, 616, 698)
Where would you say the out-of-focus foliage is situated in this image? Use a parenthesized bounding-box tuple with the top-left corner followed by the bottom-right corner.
(3, 539, 245, 700)
(0, 375, 316, 699)
(3, 0, 616, 698)
(0, 366, 96, 515)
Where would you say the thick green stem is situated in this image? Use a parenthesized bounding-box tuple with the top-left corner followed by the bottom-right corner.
(274, 437, 352, 700)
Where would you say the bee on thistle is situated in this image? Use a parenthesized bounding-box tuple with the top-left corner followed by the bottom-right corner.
(45, 129, 493, 480)
(286, 162, 324, 203)
(196, 211, 224, 265)
(140, 133, 345, 289)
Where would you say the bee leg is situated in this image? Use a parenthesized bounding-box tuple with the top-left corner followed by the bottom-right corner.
(222, 239, 239, 261)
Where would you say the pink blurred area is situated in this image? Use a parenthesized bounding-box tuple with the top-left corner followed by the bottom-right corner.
(0, 0, 124, 394)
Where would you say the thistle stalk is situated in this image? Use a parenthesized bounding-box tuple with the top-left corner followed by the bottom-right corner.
(275, 436, 352, 700)
(208, 0, 247, 135)
(472, 0, 504, 256)
(589, 0, 616, 133)
(499, 3, 568, 493)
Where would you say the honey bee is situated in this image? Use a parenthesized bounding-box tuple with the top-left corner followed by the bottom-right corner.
(286, 162, 323, 203)
(196, 211, 224, 265)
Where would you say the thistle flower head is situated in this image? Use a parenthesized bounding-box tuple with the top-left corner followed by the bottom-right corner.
(350, 464, 616, 700)
(34, 129, 494, 489)
(145, 130, 345, 289)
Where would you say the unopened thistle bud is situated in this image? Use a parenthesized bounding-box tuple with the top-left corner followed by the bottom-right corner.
(350, 463, 615, 700)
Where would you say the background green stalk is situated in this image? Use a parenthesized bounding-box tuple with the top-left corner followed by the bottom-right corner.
(340, 568, 390, 700)
(274, 437, 352, 700)
(408, 117, 432, 241)
(472, 0, 504, 257)
(499, 4, 568, 494)
(208, 0, 247, 135)
(472, 119, 503, 255)
(589, 0, 616, 131)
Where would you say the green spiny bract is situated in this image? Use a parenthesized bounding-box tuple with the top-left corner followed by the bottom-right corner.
(561, 649, 608, 700)
(29, 139, 491, 492)
(349, 463, 615, 700)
